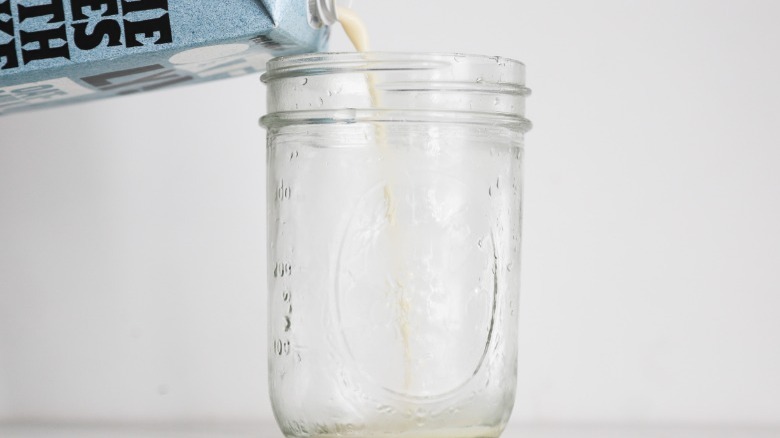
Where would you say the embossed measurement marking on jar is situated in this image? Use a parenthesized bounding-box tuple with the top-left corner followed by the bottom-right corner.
(273, 263, 294, 356)
(276, 179, 292, 201)
(273, 338, 291, 356)
(273, 261, 293, 277)
(273, 173, 295, 358)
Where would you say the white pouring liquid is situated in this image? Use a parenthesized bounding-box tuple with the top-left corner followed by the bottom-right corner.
(337, 7, 414, 391)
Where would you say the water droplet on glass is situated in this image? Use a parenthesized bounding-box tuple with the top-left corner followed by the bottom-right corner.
(414, 408, 428, 426)
(377, 404, 395, 414)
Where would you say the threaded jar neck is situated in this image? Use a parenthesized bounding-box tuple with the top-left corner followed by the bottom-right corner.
(261, 52, 532, 131)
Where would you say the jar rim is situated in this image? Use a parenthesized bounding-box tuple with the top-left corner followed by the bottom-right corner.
(261, 51, 526, 84)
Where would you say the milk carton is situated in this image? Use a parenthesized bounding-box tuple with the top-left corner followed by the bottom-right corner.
(0, 0, 332, 115)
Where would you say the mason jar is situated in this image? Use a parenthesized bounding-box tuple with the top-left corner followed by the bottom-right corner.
(261, 52, 531, 438)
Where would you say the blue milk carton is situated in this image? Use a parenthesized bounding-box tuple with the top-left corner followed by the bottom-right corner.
(0, 0, 335, 115)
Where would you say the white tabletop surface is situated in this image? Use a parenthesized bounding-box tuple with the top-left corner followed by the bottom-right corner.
(1, 422, 779, 438)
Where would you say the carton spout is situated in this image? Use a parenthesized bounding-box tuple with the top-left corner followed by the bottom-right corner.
(308, 0, 339, 28)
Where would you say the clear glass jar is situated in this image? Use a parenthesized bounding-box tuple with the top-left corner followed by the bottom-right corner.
(261, 52, 531, 438)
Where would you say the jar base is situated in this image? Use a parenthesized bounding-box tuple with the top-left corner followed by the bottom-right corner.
(283, 424, 503, 438)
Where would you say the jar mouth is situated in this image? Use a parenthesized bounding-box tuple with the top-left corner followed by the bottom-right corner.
(261, 52, 530, 129)
(261, 52, 527, 84)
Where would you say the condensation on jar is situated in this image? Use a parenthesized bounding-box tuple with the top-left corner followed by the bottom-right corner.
(261, 52, 531, 438)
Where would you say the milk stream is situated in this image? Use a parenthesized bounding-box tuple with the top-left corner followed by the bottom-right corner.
(338, 7, 413, 391)
(336, 7, 370, 52)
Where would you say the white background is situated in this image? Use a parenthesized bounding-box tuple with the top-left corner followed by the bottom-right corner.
(1, 0, 780, 427)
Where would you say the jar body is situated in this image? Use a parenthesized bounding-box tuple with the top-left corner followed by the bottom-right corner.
(263, 53, 529, 438)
